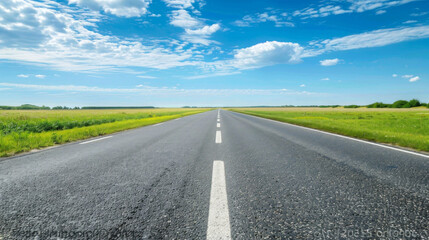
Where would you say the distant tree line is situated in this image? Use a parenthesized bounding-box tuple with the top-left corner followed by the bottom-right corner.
(366, 99, 426, 108)
(81, 106, 155, 109)
(286, 99, 428, 109)
(52, 106, 81, 110)
(0, 105, 158, 110)
(0, 104, 51, 110)
(277, 99, 428, 108)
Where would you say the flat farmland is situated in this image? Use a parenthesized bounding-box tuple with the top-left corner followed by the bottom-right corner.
(0, 108, 208, 157)
(230, 107, 429, 152)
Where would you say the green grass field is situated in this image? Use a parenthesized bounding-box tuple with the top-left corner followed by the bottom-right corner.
(230, 107, 429, 152)
(0, 109, 208, 157)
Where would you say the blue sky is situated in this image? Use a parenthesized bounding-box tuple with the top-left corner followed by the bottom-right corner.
(0, 0, 428, 107)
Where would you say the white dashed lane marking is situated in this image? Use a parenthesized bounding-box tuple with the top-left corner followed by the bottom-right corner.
(207, 160, 231, 240)
(215, 131, 222, 143)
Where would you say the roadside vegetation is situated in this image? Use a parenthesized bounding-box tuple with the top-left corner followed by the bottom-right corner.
(0, 108, 207, 157)
(230, 107, 429, 152)
(274, 99, 428, 109)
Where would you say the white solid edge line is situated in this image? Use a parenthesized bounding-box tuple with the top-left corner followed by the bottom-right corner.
(79, 136, 112, 145)
(234, 111, 429, 159)
(153, 123, 163, 126)
(207, 160, 231, 240)
(217, 123, 221, 128)
(216, 131, 222, 143)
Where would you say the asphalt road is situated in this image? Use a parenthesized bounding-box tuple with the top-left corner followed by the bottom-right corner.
(0, 110, 428, 239)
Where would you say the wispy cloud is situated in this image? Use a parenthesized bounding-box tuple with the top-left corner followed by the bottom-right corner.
(293, 5, 351, 19)
(17, 74, 29, 78)
(137, 75, 157, 79)
(0, 82, 317, 96)
(35, 74, 46, 79)
(163, 0, 197, 9)
(403, 20, 417, 24)
(305, 25, 429, 57)
(293, 0, 417, 19)
(68, 0, 151, 17)
(410, 11, 428, 17)
(186, 71, 241, 79)
(234, 11, 293, 28)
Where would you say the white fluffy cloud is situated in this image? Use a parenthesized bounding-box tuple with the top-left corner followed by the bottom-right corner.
(169, 9, 221, 45)
(182, 23, 220, 45)
(170, 9, 201, 28)
(409, 76, 420, 82)
(68, 0, 151, 17)
(185, 24, 220, 35)
(182, 24, 220, 45)
(401, 75, 420, 82)
(320, 58, 339, 66)
(3, 0, 429, 76)
(0, 0, 196, 71)
(231, 41, 303, 69)
(0, 0, 67, 48)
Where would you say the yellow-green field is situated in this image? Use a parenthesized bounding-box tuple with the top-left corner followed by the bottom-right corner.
(0, 108, 208, 157)
(229, 107, 429, 152)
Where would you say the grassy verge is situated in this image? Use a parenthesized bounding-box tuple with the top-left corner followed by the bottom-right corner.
(0, 109, 207, 157)
(229, 107, 429, 152)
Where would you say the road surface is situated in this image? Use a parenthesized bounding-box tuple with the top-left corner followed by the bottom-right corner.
(0, 110, 428, 239)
